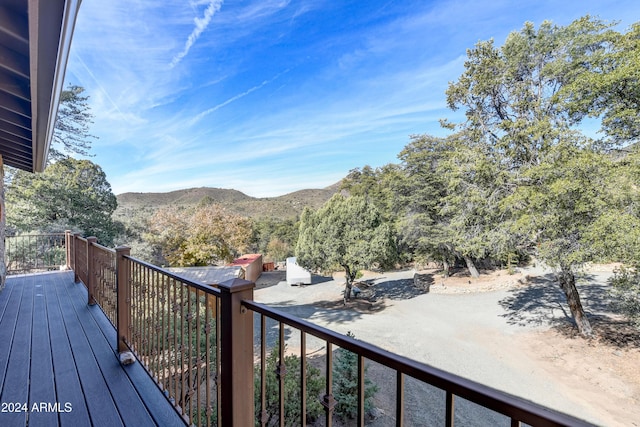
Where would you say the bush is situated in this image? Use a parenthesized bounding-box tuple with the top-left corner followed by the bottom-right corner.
(255, 342, 324, 426)
(333, 332, 378, 420)
(609, 264, 640, 328)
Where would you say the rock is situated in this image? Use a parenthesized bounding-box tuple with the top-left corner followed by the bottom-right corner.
(369, 407, 385, 419)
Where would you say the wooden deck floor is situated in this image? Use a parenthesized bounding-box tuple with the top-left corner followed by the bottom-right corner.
(0, 271, 186, 427)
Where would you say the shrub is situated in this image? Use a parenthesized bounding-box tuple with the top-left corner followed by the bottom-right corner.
(333, 332, 378, 420)
(255, 342, 324, 426)
(609, 264, 640, 328)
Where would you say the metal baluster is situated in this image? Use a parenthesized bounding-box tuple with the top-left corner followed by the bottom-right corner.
(357, 354, 365, 427)
(446, 391, 454, 427)
(300, 331, 307, 427)
(260, 315, 267, 427)
(396, 371, 404, 427)
(323, 342, 336, 427)
(278, 322, 286, 427)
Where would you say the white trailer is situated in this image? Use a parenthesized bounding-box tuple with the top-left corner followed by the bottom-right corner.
(286, 257, 312, 285)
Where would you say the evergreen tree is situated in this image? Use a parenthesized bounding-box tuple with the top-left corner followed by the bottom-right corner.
(50, 85, 96, 161)
(6, 158, 120, 245)
(333, 332, 378, 420)
(255, 342, 324, 426)
(443, 16, 639, 336)
(296, 194, 397, 300)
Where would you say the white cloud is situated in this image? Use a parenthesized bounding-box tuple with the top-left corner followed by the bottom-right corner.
(170, 0, 224, 68)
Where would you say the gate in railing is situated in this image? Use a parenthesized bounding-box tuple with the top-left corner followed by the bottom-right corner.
(66, 232, 592, 427)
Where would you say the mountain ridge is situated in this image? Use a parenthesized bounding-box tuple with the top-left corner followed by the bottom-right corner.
(115, 181, 343, 220)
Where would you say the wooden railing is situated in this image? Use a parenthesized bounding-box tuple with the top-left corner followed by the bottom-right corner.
(64, 232, 593, 427)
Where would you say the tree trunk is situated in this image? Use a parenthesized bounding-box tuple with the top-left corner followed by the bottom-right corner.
(442, 259, 450, 277)
(343, 265, 355, 301)
(557, 265, 593, 337)
(463, 256, 480, 278)
(0, 155, 6, 291)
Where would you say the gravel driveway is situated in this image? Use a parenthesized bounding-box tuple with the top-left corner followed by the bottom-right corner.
(253, 268, 612, 425)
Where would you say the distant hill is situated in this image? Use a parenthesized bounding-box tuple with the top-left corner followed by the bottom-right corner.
(114, 182, 342, 221)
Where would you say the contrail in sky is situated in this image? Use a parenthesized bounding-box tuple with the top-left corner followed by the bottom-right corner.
(170, 0, 223, 68)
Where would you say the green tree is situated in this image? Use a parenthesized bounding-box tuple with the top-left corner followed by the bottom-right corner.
(341, 164, 403, 223)
(557, 20, 640, 142)
(146, 204, 253, 266)
(50, 85, 96, 161)
(2, 85, 97, 285)
(608, 265, 640, 328)
(6, 158, 120, 245)
(396, 132, 515, 277)
(296, 194, 397, 300)
(445, 16, 639, 336)
(396, 135, 455, 273)
(252, 217, 298, 261)
(333, 332, 378, 420)
(255, 342, 324, 426)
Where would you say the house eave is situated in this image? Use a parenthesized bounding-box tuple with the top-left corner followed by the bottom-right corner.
(0, 0, 82, 172)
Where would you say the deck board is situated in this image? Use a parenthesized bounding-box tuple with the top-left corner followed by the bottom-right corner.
(85, 283, 190, 427)
(0, 284, 23, 394)
(53, 275, 125, 427)
(45, 273, 92, 427)
(60, 274, 158, 426)
(28, 278, 58, 427)
(2, 275, 33, 426)
(0, 271, 185, 427)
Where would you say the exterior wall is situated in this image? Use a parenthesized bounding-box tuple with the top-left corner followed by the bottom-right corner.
(233, 254, 262, 283)
(245, 254, 262, 283)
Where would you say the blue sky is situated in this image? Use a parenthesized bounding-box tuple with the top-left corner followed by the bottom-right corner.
(65, 0, 640, 198)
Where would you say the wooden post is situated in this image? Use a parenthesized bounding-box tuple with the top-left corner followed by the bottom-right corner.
(73, 233, 81, 283)
(65, 230, 72, 270)
(116, 246, 131, 354)
(86, 237, 97, 305)
(218, 278, 255, 427)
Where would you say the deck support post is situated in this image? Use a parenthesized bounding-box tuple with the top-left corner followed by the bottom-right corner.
(86, 237, 97, 305)
(116, 246, 132, 355)
(65, 230, 72, 270)
(218, 278, 255, 427)
(72, 233, 81, 283)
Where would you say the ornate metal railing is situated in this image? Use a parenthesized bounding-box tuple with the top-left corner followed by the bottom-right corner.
(126, 257, 222, 426)
(74, 235, 89, 286)
(91, 241, 118, 326)
(64, 232, 592, 427)
(5, 233, 66, 274)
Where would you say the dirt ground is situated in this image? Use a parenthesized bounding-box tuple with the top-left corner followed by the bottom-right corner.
(255, 265, 640, 426)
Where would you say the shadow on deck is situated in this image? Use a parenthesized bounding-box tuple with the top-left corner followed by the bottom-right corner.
(0, 271, 185, 427)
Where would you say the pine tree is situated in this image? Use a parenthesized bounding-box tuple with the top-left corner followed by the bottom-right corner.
(255, 342, 324, 426)
(333, 332, 378, 420)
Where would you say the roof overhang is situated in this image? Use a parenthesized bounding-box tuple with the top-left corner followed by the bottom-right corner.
(0, 0, 82, 172)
